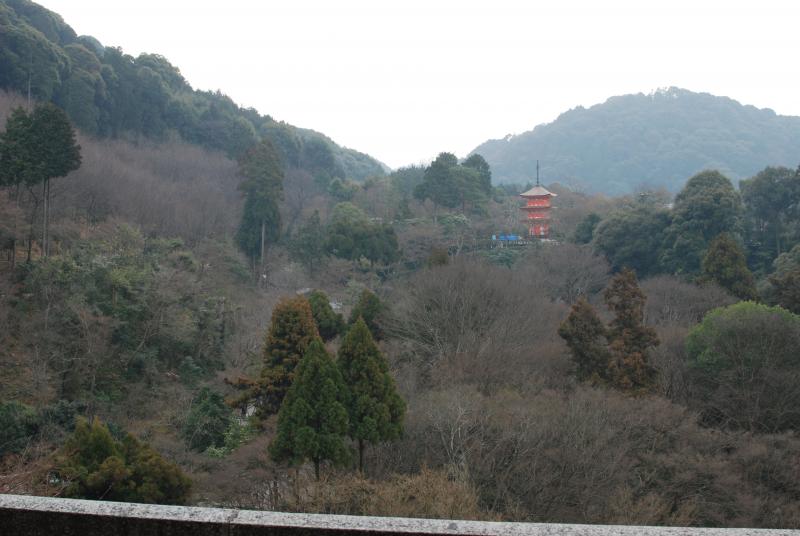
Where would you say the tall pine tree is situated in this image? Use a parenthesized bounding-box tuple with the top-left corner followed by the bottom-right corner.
(236, 139, 284, 275)
(269, 339, 350, 480)
(337, 318, 405, 473)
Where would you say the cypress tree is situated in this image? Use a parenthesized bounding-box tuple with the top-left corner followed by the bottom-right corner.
(558, 297, 611, 383)
(701, 233, 758, 300)
(337, 318, 405, 473)
(256, 296, 319, 416)
(348, 288, 385, 339)
(269, 339, 350, 480)
(603, 269, 659, 392)
(308, 289, 344, 342)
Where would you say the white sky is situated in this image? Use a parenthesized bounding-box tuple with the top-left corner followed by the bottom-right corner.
(36, 0, 800, 169)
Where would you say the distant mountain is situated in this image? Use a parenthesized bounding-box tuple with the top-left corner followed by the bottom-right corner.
(471, 88, 800, 194)
(0, 0, 387, 180)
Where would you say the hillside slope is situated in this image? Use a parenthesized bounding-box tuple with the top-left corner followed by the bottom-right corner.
(472, 88, 800, 193)
(0, 0, 387, 179)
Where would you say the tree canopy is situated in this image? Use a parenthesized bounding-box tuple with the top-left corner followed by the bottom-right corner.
(269, 339, 350, 480)
(337, 318, 405, 472)
(255, 296, 320, 416)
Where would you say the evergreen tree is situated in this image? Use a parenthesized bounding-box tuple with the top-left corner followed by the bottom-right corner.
(558, 297, 611, 382)
(701, 233, 758, 300)
(56, 417, 191, 504)
(661, 170, 742, 275)
(308, 290, 344, 342)
(255, 296, 319, 416)
(0, 104, 81, 258)
(348, 288, 385, 339)
(235, 139, 284, 272)
(269, 339, 350, 480)
(769, 268, 800, 314)
(289, 210, 325, 275)
(181, 388, 233, 452)
(572, 213, 602, 244)
(603, 269, 659, 392)
(337, 318, 405, 473)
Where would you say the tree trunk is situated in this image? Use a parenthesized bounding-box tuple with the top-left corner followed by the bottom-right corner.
(358, 439, 364, 474)
(314, 459, 320, 481)
(260, 219, 266, 270)
(41, 179, 47, 258)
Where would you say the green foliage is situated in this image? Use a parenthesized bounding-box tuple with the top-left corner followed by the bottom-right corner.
(701, 234, 757, 300)
(328, 177, 359, 201)
(558, 298, 610, 383)
(181, 388, 233, 452)
(289, 210, 326, 275)
(56, 417, 191, 504)
(12, 225, 231, 400)
(235, 139, 284, 262)
(0, 400, 40, 456)
(740, 166, 800, 271)
(593, 207, 671, 277)
(572, 213, 601, 244)
(269, 339, 350, 479)
(308, 290, 344, 342)
(325, 202, 400, 265)
(0, 0, 386, 173)
(389, 165, 425, 197)
(255, 296, 319, 416)
(0, 103, 80, 187)
(337, 318, 405, 472)
(204, 419, 256, 458)
(661, 170, 742, 275)
(472, 87, 800, 193)
(603, 269, 659, 392)
(348, 288, 385, 340)
(687, 302, 800, 432)
(414, 152, 492, 213)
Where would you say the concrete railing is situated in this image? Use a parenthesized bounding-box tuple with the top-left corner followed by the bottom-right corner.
(0, 494, 797, 535)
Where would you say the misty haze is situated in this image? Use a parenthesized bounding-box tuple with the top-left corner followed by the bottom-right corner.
(1, 0, 799, 533)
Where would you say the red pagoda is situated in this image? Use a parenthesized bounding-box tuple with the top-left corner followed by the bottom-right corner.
(520, 162, 556, 239)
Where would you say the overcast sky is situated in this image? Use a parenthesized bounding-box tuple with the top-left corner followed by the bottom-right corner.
(37, 0, 800, 169)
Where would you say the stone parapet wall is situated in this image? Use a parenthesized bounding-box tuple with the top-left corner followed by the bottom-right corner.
(0, 494, 796, 536)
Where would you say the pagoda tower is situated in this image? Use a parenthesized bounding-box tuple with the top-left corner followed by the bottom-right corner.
(520, 161, 557, 239)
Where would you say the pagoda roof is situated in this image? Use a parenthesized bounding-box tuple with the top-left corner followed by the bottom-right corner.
(520, 185, 557, 197)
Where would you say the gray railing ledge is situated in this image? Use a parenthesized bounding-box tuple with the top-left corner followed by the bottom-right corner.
(0, 493, 797, 535)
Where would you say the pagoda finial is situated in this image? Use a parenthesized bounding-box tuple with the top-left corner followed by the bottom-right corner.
(536, 160, 540, 187)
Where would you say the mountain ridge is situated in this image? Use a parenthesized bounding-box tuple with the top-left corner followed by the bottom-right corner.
(0, 0, 388, 179)
(471, 87, 800, 193)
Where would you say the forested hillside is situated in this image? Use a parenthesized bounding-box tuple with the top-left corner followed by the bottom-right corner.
(473, 87, 800, 193)
(0, 0, 386, 180)
(3, 1, 800, 530)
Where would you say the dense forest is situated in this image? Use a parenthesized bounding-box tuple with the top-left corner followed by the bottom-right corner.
(473, 87, 800, 193)
(2, 0, 800, 531)
(0, 0, 386, 181)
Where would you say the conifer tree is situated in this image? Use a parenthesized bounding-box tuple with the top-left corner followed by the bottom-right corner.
(337, 318, 405, 473)
(269, 339, 350, 480)
(308, 289, 344, 341)
(701, 233, 758, 300)
(255, 296, 319, 416)
(56, 417, 191, 504)
(558, 297, 611, 382)
(348, 288, 385, 339)
(603, 269, 659, 391)
(236, 139, 284, 273)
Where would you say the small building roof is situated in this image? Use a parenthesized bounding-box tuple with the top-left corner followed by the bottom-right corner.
(520, 185, 557, 198)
